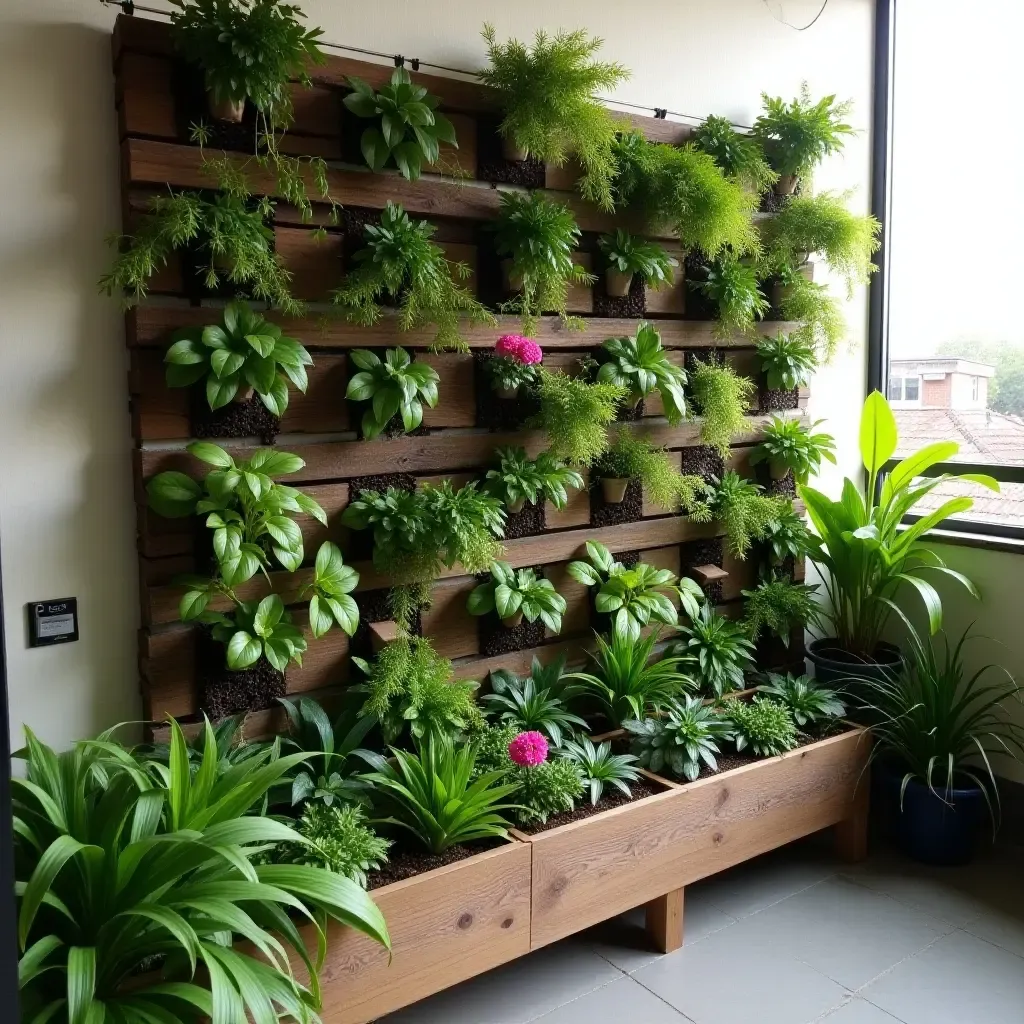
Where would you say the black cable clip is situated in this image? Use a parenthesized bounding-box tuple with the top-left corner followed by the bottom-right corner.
(654, 108, 668, 120)
(394, 54, 405, 68)
(118, 0, 135, 13)
(410, 58, 420, 71)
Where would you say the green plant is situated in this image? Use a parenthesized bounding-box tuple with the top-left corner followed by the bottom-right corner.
(761, 191, 881, 296)
(484, 660, 587, 748)
(560, 737, 641, 804)
(531, 367, 628, 466)
(693, 255, 770, 339)
(472, 723, 522, 777)
(758, 672, 845, 728)
(483, 447, 584, 512)
(613, 133, 760, 258)
(593, 430, 710, 514)
(742, 576, 822, 647)
(468, 561, 568, 633)
(762, 505, 813, 565)
(345, 345, 441, 439)
(360, 733, 521, 853)
(170, 0, 323, 123)
(728, 696, 798, 757)
(164, 299, 312, 415)
(625, 695, 735, 781)
(267, 802, 390, 887)
(596, 322, 687, 423)
(750, 416, 837, 484)
(690, 358, 757, 455)
(779, 273, 847, 363)
(566, 629, 696, 727)
(757, 331, 817, 391)
(708, 470, 787, 558)
(754, 84, 856, 181)
(14, 719, 388, 1022)
(343, 67, 458, 179)
(671, 603, 756, 697)
(800, 391, 997, 659)
(277, 695, 376, 807)
(479, 24, 629, 210)
(353, 635, 480, 744)
(517, 759, 586, 825)
(333, 202, 495, 353)
(492, 191, 595, 333)
(208, 592, 311, 672)
(567, 541, 702, 643)
(856, 625, 1024, 827)
(597, 230, 678, 287)
(692, 114, 778, 193)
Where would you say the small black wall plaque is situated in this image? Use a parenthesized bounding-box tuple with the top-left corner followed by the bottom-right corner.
(27, 598, 79, 648)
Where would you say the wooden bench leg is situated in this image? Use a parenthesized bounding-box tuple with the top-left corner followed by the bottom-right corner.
(645, 887, 684, 953)
(834, 781, 870, 863)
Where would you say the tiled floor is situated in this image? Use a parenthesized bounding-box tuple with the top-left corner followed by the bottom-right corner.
(379, 836, 1024, 1024)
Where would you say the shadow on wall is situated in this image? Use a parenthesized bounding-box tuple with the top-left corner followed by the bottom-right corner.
(0, 15, 140, 750)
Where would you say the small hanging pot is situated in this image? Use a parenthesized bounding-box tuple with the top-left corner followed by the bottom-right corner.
(234, 385, 255, 405)
(501, 610, 524, 629)
(502, 137, 530, 162)
(774, 173, 800, 196)
(496, 383, 520, 401)
(501, 259, 525, 294)
(208, 92, 246, 124)
(769, 458, 792, 481)
(601, 477, 630, 504)
(605, 268, 634, 298)
(506, 497, 526, 514)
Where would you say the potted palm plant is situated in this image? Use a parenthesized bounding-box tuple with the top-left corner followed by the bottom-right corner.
(801, 391, 998, 682)
(859, 624, 1024, 865)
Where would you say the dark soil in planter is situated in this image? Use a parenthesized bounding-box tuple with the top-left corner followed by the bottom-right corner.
(478, 569, 548, 655)
(516, 776, 664, 835)
(476, 117, 546, 188)
(472, 351, 540, 431)
(504, 501, 546, 539)
(682, 253, 715, 321)
(592, 268, 646, 319)
(345, 473, 416, 562)
(760, 386, 800, 413)
(680, 537, 725, 604)
(339, 105, 369, 170)
(340, 205, 382, 263)
(366, 836, 508, 889)
(765, 472, 796, 498)
(196, 629, 284, 720)
(172, 60, 257, 153)
(589, 477, 643, 528)
(680, 445, 725, 485)
(352, 587, 422, 660)
(755, 631, 805, 673)
(189, 387, 279, 443)
(346, 398, 430, 441)
(759, 182, 801, 214)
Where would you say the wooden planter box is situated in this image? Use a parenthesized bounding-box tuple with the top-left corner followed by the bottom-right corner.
(517, 726, 870, 952)
(311, 840, 532, 1024)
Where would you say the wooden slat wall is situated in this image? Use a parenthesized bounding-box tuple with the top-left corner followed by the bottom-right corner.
(112, 15, 810, 731)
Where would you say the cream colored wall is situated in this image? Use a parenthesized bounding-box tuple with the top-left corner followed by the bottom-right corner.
(0, 0, 874, 750)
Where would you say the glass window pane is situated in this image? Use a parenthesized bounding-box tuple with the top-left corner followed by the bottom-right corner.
(904, 377, 919, 401)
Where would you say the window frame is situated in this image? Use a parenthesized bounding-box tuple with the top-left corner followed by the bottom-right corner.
(868, 0, 1024, 539)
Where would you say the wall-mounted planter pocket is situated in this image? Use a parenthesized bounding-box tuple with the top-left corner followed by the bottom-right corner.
(196, 628, 285, 720)
(189, 385, 280, 443)
(171, 60, 257, 151)
(476, 116, 546, 188)
(589, 477, 642, 528)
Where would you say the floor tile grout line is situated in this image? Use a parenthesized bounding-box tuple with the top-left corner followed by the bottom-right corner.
(704, 868, 841, 922)
(956, 922, 1024, 964)
(521, 974, 662, 1023)
(837, 869, 987, 931)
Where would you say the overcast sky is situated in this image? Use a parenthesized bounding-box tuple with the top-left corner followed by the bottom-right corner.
(887, 1, 1024, 357)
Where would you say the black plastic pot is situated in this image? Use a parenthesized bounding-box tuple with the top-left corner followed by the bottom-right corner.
(876, 766, 987, 866)
(807, 637, 902, 687)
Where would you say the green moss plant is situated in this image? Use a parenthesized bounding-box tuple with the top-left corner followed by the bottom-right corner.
(690, 358, 757, 455)
(531, 367, 627, 467)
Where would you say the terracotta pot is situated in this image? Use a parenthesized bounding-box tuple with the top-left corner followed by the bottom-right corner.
(769, 458, 792, 481)
(502, 137, 530, 162)
(605, 268, 634, 298)
(501, 259, 525, 294)
(774, 173, 799, 196)
(234, 385, 255, 404)
(507, 497, 526, 514)
(601, 478, 629, 504)
(501, 610, 524, 629)
(496, 384, 520, 401)
(208, 93, 245, 123)
(626, 392, 643, 412)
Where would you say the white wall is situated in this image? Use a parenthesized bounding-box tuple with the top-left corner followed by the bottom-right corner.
(0, 0, 875, 750)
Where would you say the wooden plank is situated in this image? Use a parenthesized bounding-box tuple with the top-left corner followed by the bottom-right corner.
(524, 728, 871, 949)
(127, 306, 799, 352)
(308, 842, 531, 1024)
(117, 53, 176, 138)
(276, 226, 343, 301)
(645, 888, 685, 954)
(135, 414, 798, 484)
(419, 577, 479, 660)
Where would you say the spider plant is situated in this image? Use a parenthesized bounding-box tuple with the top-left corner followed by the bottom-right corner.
(559, 737, 641, 804)
(484, 657, 587, 747)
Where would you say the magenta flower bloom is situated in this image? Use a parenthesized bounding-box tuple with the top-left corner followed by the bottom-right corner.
(508, 730, 549, 767)
(495, 334, 543, 365)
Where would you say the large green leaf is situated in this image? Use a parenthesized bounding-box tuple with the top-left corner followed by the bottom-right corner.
(859, 390, 898, 477)
(146, 473, 202, 518)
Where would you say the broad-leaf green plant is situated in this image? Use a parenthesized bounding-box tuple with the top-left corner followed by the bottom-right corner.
(484, 657, 587, 748)
(758, 672, 846, 728)
(468, 562, 568, 633)
(671, 602, 757, 697)
(692, 255, 770, 339)
(757, 330, 817, 392)
(345, 346, 441, 439)
(597, 230, 678, 288)
(750, 416, 837, 484)
(597, 321, 687, 423)
(625, 695, 735, 781)
(483, 447, 584, 513)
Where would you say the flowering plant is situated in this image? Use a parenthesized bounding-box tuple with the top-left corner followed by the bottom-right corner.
(487, 335, 544, 392)
(508, 730, 549, 767)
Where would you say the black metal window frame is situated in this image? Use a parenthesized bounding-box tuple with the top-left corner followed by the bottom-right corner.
(867, 0, 1024, 542)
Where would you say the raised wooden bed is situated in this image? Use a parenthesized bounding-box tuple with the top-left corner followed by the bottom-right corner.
(516, 726, 870, 952)
(311, 840, 532, 1024)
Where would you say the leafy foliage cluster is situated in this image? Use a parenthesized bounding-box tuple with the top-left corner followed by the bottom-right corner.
(751, 416, 838, 484)
(728, 696, 798, 757)
(761, 505, 813, 566)
(484, 447, 584, 512)
(742, 576, 822, 646)
(758, 673, 845, 728)
(561, 737, 641, 805)
(757, 331, 818, 392)
(483, 658, 586, 748)
(626, 695, 734, 781)
(779, 274, 847, 363)
(597, 321, 687, 424)
(531, 368, 628, 467)
(344, 346, 440, 439)
(708, 470, 788, 559)
(597, 230, 678, 287)
(692, 114, 778, 193)
(333, 202, 495, 353)
(468, 562, 568, 633)
(516, 758, 587, 825)
(689, 359, 757, 455)
(671, 603, 756, 698)
(480, 24, 629, 210)
(693, 255, 770, 339)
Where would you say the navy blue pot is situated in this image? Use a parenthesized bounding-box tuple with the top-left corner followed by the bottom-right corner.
(877, 766, 987, 866)
(807, 638, 902, 688)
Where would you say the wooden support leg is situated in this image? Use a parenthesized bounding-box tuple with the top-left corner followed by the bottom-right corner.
(834, 780, 870, 863)
(645, 887, 684, 954)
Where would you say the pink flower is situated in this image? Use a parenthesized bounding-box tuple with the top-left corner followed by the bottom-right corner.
(508, 730, 549, 767)
(495, 335, 543, 365)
